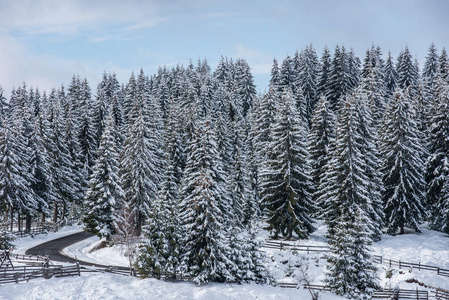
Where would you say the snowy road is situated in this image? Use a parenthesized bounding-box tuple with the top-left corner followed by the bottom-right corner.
(24, 231, 107, 266)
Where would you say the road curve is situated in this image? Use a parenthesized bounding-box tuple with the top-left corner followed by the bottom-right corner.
(25, 231, 118, 268)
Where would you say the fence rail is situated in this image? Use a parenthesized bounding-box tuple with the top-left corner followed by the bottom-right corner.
(277, 283, 428, 300)
(263, 240, 449, 278)
(0, 264, 81, 284)
(433, 288, 449, 300)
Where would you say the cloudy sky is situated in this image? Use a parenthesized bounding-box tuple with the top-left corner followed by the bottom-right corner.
(0, 0, 448, 97)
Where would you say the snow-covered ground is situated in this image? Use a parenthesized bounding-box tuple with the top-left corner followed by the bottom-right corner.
(4, 221, 449, 299)
(63, 236, 130, 267)
(0, 272, 343, 300)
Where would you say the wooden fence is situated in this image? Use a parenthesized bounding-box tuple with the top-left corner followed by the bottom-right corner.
(433, 288, 449, 300)
(0, 264, 81, 284)
(12, 225, 58, 238)
(263, 240, 449, 278)
(10, 218, 77, 238)
(278, 283, 428, 300)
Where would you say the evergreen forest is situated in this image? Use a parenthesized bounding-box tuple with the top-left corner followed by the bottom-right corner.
(1, 43, 449, 298)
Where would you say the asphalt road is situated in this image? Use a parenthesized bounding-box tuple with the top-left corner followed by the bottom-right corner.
(24, 231, 114, 267)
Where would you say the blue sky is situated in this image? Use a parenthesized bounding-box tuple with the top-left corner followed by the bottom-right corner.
(0, 0, 448, 97)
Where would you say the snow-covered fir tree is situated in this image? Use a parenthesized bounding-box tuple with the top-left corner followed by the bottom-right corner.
(0, 116, 36, 230)
(320, 90, 384, 240)
(136, 99, 183, 278)
(325, 207, 379, 299)
(295, 45, 319, 123)
(380, 88, 426, 234)
(178, 119, 236, 284)
(307, 95, 335, 213)
(45, 89, 76, 222)
(326, 45, 359, 112)
(440, 48, 449, 83)
(259, 88, 315, 239)
(120, 90, 162, 236)
(426, 73, 449, 230)
(84, 108, 124, 240)
(396, 47, 420, 97)
(383, 51, 398, 98)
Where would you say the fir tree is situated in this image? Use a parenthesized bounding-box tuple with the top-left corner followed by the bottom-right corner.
(397, 47, 420, 96)
(440, 48, 449, 83)
(325, 207, 379, 299)
(320, 91, 384, 240)
(326, 45, 358, 112)
(307, 95, 335, 213)
(380, 88, 426, 234)
(179, 119, 236, 284)
(295, 45, 319, 123)
(120, 92, 162, 235)
(426, 74, 449, 228)
(383, 51, 398, 98)
(137, 98, 183, 278)
(0, 117, 36, 230)
(84, 109, 124, 240)
(259, 88, 315, 239)
(317, 46, 332, 99)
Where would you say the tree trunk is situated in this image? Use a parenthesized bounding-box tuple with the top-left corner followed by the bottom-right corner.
(18, 212, 21, 232)
(10, 207, 14, 231)
(53, 204, 58, 223)
(62, 203, 67, 221)
(400, 224, 405, 235)
(41, 212, 45, 223)
(26, 214, 32, 233)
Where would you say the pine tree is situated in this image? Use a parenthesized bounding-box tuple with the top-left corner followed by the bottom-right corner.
(361, 46, 387, 126)
(179, 119, 236, 284)
(296, 44, 319, 123)
(426, 74, 449, 228)
(136, 98, 183, 278)
(259, 88, 315, 239)
(325, 207, 379, 299)
(77, 78, 96, 174)
(120, 91, 162, 236)
(28, 111, 51, 221)
(84, 109, 124, 240)
(0, 117, 36, 230)
(423, 43, 439, 92)
(440, 48, 449, 83)
(269, 58, 281, 95)
(383, 51, 398, 98)
(43, 90, 75, 222)
(326, 45, 358, 112)
(279, 56, 297, 93)
(307, 95, 335, 213)
(432, 173, 449, 234)
(234, 59, 256, 118)
(380, 88, 426, 234)
(397, 47, 420, 97)
(321, 90, 383, 240)
(317, 46, 332, 99)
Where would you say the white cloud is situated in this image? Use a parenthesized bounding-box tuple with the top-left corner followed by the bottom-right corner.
(0, 0, 164, 36)
(0, 34, 105, 97)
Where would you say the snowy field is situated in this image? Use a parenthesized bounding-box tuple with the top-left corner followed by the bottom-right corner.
(3, 222, 449, 299)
